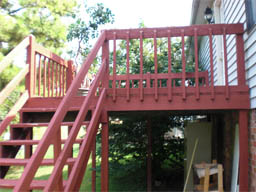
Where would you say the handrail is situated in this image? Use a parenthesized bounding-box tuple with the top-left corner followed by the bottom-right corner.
(34, 43, 68, 67)
(0, 91, 29, 136)
(0, 65, 29, 105)
(14, 31, 106, 191)
(105, 24, 243, 40)
(45, 59, 107, 191)
(65, 89, 106, 191)
(0, 35, 31, 74)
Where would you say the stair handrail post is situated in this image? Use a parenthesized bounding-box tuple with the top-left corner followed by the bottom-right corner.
(26, 35, 36, 97)
(102, 36, 109, 89)
(236, 32, 246, 86)
(66, 60, 75, 90)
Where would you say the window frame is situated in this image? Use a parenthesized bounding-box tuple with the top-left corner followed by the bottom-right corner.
(246, 0, 256, 31)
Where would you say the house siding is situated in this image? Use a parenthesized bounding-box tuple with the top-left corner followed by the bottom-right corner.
(223, 0, 256, 107)
(199, 0, 256, 108)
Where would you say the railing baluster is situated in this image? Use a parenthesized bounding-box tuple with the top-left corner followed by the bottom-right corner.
(194, 28, 200, 100)
(51, 61, 54, 97)
(209, 28, 215, 100)
(167, 30, 172, 101)
(112, 32, 117, 102)
(48, 59, 51, 97)
(38, 54, 42, 96)
(34, 53, 37, 96)
(55, 63, 58, 96)
(59, 65, 62, 97)
(126, 32, 130, 101)
(140, 31, 144, 101)
(236, 34, 246, 86)
(43, 57, 47, 97)
(147, 72, 150, 88)
(62, 66, 65, 96)
(223, 28, 229, 100)
(154, 30, 158, 101)
(181, 30, 186, 100)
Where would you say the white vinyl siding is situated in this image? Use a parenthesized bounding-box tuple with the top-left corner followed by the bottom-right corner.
(199, 35, 218, 85)
(224, 0, 256, 107)
(198, 0, 256, 108)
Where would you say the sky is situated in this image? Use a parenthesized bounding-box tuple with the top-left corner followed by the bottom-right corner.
(86, 0, 194, 29)
(14, 0, 194, 67)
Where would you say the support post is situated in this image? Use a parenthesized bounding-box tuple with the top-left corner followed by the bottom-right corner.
(24, 128, 33, 159)
(147, 117, 152, 192)
(53, 127, 63, 191)
(102, 39, 109, 89)
(68, 126, 73, 177)
(236, 34, 246, 86)
(239, 110, 248, 191)
(26, 36, 35, 97)
(101, 111, 109, 192)
(92, 134, 96, 192)
(66, 60, 75, 90)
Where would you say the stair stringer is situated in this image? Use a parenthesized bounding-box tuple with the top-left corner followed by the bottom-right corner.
(0, 91, 29, 178)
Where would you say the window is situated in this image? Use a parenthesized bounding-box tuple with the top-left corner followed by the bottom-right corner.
(246, 0, 256, 31)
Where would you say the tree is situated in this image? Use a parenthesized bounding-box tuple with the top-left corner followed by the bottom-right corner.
(67, 3, 114, 66)
(0, 0, 77, 55)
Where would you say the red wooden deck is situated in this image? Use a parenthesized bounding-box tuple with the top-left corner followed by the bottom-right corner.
(0, 23, 250, 191)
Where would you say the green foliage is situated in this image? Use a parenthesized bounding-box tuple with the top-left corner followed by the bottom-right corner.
(111, 37, 196, 77)
(0, 64, 20, 90)
(97, 113, 186, 190)
(0, 64, 24, 121)
(67, 3, 114, 65)
(0, 0, 77, 54)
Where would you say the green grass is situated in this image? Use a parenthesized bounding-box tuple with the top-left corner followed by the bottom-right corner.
(2, 125, 149, 191)
(2, 125, 100, 191)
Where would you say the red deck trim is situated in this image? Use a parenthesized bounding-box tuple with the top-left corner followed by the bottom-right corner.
(0, 179, 67, 189)
(0, 158, 76, 166)
(0, 139, 83, 145)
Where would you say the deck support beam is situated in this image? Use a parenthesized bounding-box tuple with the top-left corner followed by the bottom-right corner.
(239, 110, 248, 191)
(24, 128, 32, 159)
(147, 117, 152, 192)
(67, 126, 73, 177)
(92, 134, 96, 192)
(101, 111, 109, 192)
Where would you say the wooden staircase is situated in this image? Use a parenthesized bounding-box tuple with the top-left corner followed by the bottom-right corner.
(0, 34, 108, 191)
(0, 119, 89, 190)
(0, 24, 250, 191)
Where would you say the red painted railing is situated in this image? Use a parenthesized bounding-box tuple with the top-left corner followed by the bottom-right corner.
(104, 24, 246, 101)
(0, 35, 75, 139)
(14, 32, 107, 191)
(13, 24, 247, 191)
(27, 36, 75, 97)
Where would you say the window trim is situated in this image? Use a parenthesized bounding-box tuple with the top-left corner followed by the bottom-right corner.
(246, 0, 256, 31)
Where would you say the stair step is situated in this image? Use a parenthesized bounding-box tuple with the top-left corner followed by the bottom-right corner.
(20, 107, 81, 112)
(0, 158, 76, 166)
(10, 121, 89, 128)
(0, 179, 67, 189)
(0, 139, 83, 145)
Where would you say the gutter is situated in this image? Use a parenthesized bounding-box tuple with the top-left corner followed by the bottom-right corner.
(190, 0, 200, 25)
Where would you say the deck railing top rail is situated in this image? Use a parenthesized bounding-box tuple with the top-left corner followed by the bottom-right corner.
(104, 24, 244, 40)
